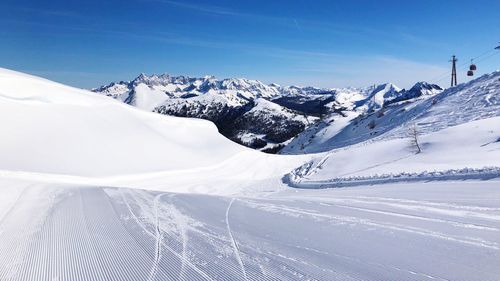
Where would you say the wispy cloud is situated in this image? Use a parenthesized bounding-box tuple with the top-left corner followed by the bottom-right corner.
(3, 1, 455, 89)
(293, 19, 302, 33)
(399, 32, 451, 51)
(142, 0, 425, 45)
(146, 0, 241, 16)
(2, 17, 346, 61)
(144, 0, 310, 31)
(8, 0, 429, 49)
(8, 6, 87, 20)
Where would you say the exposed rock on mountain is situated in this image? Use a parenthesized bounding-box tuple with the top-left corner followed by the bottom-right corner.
(94, 73, 444, 153)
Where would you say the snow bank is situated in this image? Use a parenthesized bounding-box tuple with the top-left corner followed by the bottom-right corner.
(0, 68, 247, 177)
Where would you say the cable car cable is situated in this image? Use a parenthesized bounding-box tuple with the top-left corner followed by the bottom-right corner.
(429, 47, 499, 84)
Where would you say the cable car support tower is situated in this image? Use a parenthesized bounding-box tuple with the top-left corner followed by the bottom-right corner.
(449, 55, 458, 87)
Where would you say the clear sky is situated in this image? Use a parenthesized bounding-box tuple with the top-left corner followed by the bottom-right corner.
(1, 0, 499, 89)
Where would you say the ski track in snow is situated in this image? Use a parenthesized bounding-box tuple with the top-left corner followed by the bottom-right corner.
(1, 183, 500, 280)
(119, 189, 214, 281)
(319, 202, 500, 232)
(146, 193, 164, 281)
(241, 200, 500, 250)
(225, 198, 248, 280)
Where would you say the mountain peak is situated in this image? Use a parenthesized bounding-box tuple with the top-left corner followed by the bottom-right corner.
(410, 81, 443, 91)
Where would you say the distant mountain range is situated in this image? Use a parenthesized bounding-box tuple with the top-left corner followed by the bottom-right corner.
(282, 72, 499, 154)
(93, 74, 443, 153)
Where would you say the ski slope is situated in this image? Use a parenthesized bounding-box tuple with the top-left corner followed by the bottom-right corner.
(0, 68, 499, 280)
(1, 179, 500, 280)
(287, 117, 500, 188)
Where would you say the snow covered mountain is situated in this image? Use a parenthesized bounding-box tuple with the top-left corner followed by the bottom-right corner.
(94, 74, 326, 152)
(93, 74, 282, 110)
(385, 82, 442, 105)
(95, 74, 444, 153)
(282, 72, 497, 154)
(354, 83, 402, 112)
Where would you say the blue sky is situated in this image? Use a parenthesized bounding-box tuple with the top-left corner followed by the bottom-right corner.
(1, 0, 499, 89)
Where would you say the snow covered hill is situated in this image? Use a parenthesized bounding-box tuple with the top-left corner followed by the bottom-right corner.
(153, 95, 317, 152)
(225, 98, 315, 152)
(282, 72, 498, 154)
(286, 117, 500, 188)
(0, 68, 248, 176)
(0, 68, 304, 177)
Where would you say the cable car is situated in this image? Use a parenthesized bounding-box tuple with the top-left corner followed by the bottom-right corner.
(469, 59, 477, 71)
(467, 70, 474, 76)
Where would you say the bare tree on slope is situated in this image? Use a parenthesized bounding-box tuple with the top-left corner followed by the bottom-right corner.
(409, 123, 421, 154)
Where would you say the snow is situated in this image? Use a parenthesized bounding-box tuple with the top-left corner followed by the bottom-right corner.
(1, 179, 500, 280)
(393, 71, 500, 136)
(0, 67, 313, 185)
(236, 132, 266, 145)
(332, 88, 366, 110)
(281, 111, 359, 154)
(0, 179, 29, 222)
(94, 73, 368, 115)
(94, 82, 130, 101)
(249, 98, 313, 123)
(358, 83, 401, 111)
(287, 117, 500, 186)
(125, 83, 170, 111)
(0, 68, 255, 176)
(0, 68, 499, 280)
(284, 71, 499, 154)
(102, 74, 284, 105)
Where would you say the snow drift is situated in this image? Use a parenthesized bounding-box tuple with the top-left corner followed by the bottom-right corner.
(0, 68, 251, 177)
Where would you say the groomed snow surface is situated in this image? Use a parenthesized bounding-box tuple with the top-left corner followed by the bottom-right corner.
(0, 68, 499, 280)
(1, 179, 500, 280)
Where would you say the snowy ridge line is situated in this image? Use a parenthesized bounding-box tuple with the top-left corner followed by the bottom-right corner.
(284, 166, 500, 189)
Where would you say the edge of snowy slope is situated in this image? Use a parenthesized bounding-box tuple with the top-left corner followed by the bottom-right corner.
(285, 117, 500, 188)
(0, 150, 315, 195)
(0, 68, 248, 176)
(0, 67, 315, 194)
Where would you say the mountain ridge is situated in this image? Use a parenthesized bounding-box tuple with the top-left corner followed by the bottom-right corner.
(281, 71, 498, 154)
(93, 73, 444, 153)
